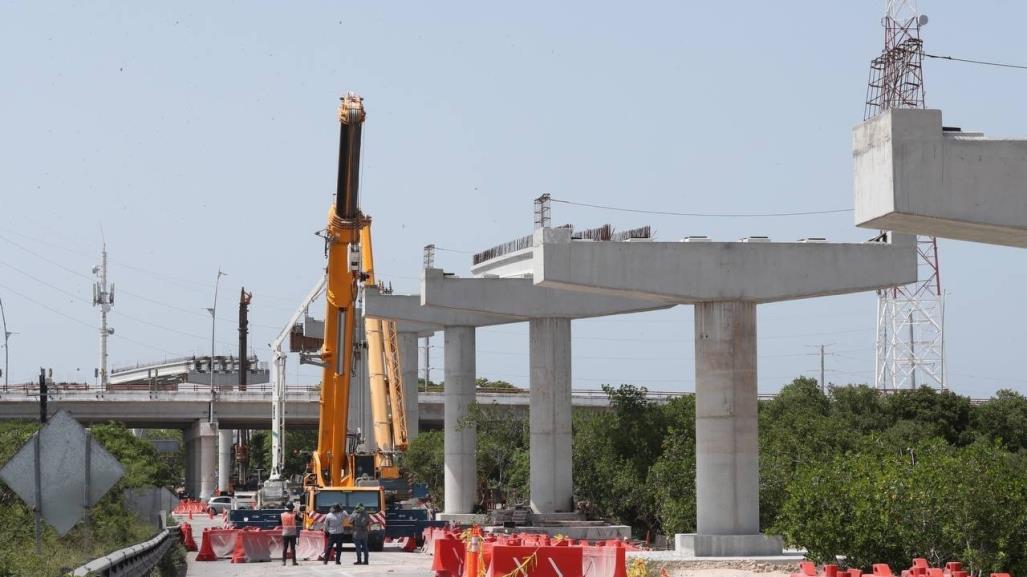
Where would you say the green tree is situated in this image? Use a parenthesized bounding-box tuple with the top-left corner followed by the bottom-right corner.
(971, 389, 1027, 451)
(649, 395, 696, 535)
(404, 431, 444, 505)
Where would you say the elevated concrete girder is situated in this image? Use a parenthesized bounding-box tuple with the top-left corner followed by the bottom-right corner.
(422, 268, 673, 318)
(365, 292, 520, 326)
(421, 267, 674, 513)
(532, 227, 916, 303)
(854, 108, 1027, 248)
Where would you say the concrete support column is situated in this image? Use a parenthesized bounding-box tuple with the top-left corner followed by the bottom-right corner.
(398, 332, 420, 442)
(443, 326, 476, 515)
(184, 420, 218, 500)
(218, 429, 233, 493)
(694, 301, 758, 535)
(529, 318, 573, 514)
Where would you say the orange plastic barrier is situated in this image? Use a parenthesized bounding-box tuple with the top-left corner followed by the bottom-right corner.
(432, 537, 466, 577)
(179, 522, 197, 552)
(194, 529, 217, 561)
(486, 545, 583, 577)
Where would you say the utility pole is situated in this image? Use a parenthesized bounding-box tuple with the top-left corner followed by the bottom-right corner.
(0, 296, 11, 392)
(819, 345, 825, 393)
(92, 246, 115, 390)
(238, 288, 252, 392)
(206, 270, 226, 423)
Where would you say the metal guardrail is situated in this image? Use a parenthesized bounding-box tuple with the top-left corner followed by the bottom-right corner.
(70, 525, 179, 577)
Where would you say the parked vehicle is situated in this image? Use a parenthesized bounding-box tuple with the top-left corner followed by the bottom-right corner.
(207, 495, 233, 515)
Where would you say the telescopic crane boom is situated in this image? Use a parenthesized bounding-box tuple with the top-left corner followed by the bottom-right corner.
(311, 92, 367, 489)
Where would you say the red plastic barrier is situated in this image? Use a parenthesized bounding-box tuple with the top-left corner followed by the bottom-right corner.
(298, 530, 326, 561)
(946, 563, 963, 574)
(400, 536, 418, 552)
(432, 537, 466, 577)
(205, 528, 239, 559)
(487, 545, 583, 577)
(195, 529, 218, 561)
(874, 564, 895, 577)
(231, 530, 276, 563)
(583, 545, 625, 577)
(179, 523, 197, 552)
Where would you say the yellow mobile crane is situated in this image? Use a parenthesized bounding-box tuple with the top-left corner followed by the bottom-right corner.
(303, 92, 387, 550)
(362, 230, 409, 480)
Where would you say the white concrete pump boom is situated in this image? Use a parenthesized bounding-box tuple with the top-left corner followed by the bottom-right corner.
(269, 275, 326, 481)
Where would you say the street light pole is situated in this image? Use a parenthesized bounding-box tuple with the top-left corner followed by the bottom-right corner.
(0, 296, 10, 393)
(207, 270, 226, 423)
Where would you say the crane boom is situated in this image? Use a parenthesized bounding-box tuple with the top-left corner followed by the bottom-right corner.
(312, 92, 367, 489)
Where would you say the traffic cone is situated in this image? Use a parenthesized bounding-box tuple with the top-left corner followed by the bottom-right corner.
(463, 526, 481, 577)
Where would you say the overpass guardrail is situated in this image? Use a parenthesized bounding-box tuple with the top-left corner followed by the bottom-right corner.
(70, 525, 180, 577)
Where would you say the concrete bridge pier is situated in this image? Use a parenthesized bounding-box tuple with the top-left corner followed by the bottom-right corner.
(397, 331, 421, 442)
(185, 420, 217, 500)
(528, 318, 573, 514)
(217, 428, 232, 493)
(530, 226, 917, 555)
(443, 326, 476, 516)
(694, 301, 758, 536)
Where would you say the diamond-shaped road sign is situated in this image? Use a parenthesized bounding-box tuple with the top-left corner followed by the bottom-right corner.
(0, 410, 124, 535)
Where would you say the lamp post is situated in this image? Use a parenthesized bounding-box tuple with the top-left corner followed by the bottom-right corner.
(0, 296, 11, 393)
(206, 270, 226, 423)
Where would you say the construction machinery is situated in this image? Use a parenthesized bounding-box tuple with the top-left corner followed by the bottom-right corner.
(298, 91, 388, 550)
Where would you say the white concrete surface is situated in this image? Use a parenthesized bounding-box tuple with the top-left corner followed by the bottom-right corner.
(529, 318, 574, 513)
(694, 302, 758, 536)
(443, 326, 477, 515)
(184, 420, 217, 500)
(854, 108, 1027, 247)
(217, 428, 232, 493)
(397, 331, 420, 441)
(674, 534, 785, 558)
(532, 227, 916, 303)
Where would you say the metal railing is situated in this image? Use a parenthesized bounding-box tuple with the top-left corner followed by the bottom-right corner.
(70, 526, 179, 577)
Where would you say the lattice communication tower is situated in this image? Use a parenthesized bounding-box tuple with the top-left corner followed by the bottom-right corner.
(866, 0, 945, 390)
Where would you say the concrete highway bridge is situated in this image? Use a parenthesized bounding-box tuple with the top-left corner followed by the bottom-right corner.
(0, 383, 641, 430)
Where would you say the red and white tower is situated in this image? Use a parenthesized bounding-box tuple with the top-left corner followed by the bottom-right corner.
(866, 0, 946, 390)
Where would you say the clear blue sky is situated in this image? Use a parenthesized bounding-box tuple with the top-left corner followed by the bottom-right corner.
(1, 1, 1025, 397)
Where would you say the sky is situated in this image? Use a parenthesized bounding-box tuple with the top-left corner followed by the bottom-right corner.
(1, 1, 1026, 398)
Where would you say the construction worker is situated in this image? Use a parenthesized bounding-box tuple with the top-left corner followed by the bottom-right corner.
(322, 504, 347, 565)
(280, 502, 299, 566)
(350, 504, 370, 565)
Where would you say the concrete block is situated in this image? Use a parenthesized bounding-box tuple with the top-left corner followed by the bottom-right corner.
(674, 533, 784, 557)
(854, 108, 1027, 247)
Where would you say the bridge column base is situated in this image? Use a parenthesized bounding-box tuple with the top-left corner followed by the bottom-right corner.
(185, 420, 217, 500)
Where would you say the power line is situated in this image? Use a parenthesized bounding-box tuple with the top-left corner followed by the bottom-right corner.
(549, 197, 853, 218)
(924, 53, 1027, 71)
